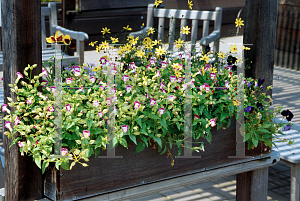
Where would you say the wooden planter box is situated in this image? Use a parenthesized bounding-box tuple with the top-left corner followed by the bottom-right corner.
(43, 118, 270, 201)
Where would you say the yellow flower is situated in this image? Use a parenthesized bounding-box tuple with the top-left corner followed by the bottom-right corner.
(175, 38, 185, 49)
(46, 31, 64, 44)
(129, 36, 139, 45)
(100, 40, 109, 50)
(200, 54, 210, 63)
(96, 45, 101, 52)
(188, 0, 193, 10)
(147, 27, 155, 36)
(89, 41, 98, 47)
(211, 67, 217, 73)
(230, 44, 237, 53)
(243, 46, 251, 50)
(181, 26, 190, 35)
(143, 37, 152, 45)
(155, 46, 166, 56)
(127, 34, 134, 41)
(152, 39, 161, 46)
(63, 35, 71, 45)
(232, 99, 241, 106)
(154, 0, 163, 8)
(217, 51, 226, 59)
(101, 27, 111, 35)
(235, 18, 244, 29)
(237, 57, 243, 63)
(110, 37, 119, 43)
(145, 43, 154, 50)
(123, 25, 132, 31)
(135, 49, 145, 58)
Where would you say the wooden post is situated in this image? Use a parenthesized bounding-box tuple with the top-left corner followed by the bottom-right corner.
(244, 0, 278, 98)
(62, 0, 76, 56)
(2, 0, 43, 200)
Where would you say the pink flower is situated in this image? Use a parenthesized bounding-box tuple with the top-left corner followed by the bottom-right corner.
(18, 141, 25, 147)
(15, 116, 21, 125)
(42, 69, 48, 76)
(170, 76, 176, 83)
(159, 108, 165, 115)
(204, 64, 211, 71)
(98, 111, 104, 117)
(149, 58, 155, 65)
(209, 119, 217, 127)
(65, 104, 72, 111)
(26, 99, 33, 105)
(121, 125, 128, 133)
(210, 73, 216, 80)
(83, 130, 90, 138)
(146, 64, 151, 69)
(111, 67, 118, 75)
(146, 93, 149, 99)
(114, 106, 118, 114)
(66, 77, 73, 85)
(2, 104, 8, 113)
(130, 62, 136, 70)
(60, 148, 68, 156)
(194, 114, 200, 119)
(150, 98, 157, 106)
(48, 105, 54, 112)
(182, 84, 187, 90)
(161, 88, 166, 93)
(153, 70, 161, 78)
(72, 65, 80, 71)
(50, 86, 56, 93)
(177, 77, 184, 83)
(80, 86, 85, 93)
(5, 121, 12, 132)
(225, 65, 232, 70)
(168, 95, 176, 102)
(126, 85, 132, 93)
(106, 98, 112, 106)
(122, 75, 129, 82)
(16, 72, 24, 79)
(93, 100, 100, 107)
(133, 101, 141, 109)
(179, 53, 183, 59)
(159, 82, 165, 89)
(41, 80, 48, 86)
(225, 81, 230, 88)
(90, 76, 96, 83)
(100, 57, 107, 64)
(1, 77, 3, 81)
(99, 86, 105, 91)
(74, 70, 80, 77)
(161, 61, 168, 68)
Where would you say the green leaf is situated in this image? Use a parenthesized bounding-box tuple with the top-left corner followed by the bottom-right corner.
(160, 119, 168, 131)
(263, 138, 272, 147)
(34, 156, 42, 169)
(205, 129, 212, 144)
(61, 161, 70, 170)
(213, 107, 222, 115)
(129, 134, 137, 145)
(94, 147, 101, 158)
(199, 105, 205, 115)
(86, 119, 93, 130)
(120, 138, 128, 148)
(42, 161, 49, 174)
(177, 140, 182, 148)
(252, 136, 258, 147)
(203, 110, 212, 119)
(141, 136, 148, 147)
(159, 145, 167, 155)
(220, 112, 229, 122)
(257, 128, 271, 134)
(168, 137, 173, 149)
(135, 141, 146, 153)
(113, 137, 118, 147)
(153, 136, 162, 147)
(150, 114, 161, 120)
(84, 147, 94, 158)
(136, 118, 143, 128)
(217, 123, 222, 131)
(227, 119, 231, 128)
(55, 160, 61, 170)
(176, 122, 181, 131)
(93, 127, 103, 134)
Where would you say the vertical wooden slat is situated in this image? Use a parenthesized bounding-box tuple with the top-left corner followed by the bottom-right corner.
(286, 10, 294, 68)
(2, 0, 43, 200)
(41, 16, 46, 49)
(146, 4, 155, 28)
(191, 19, 198, 51)
(280, 10, 289, 68)
(157, 17, 165, 41)
(275, 10, 283, 67)
(77, 40, 85, 64)
(202, 20, 209, 38)
(179, 18, 187, 41)
(49, 2, 58, 35)
(213, 7, 222, 53)
(168, 17, 176, 51)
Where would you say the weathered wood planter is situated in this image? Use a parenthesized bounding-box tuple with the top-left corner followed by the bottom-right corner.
(44, 119, 270, 200)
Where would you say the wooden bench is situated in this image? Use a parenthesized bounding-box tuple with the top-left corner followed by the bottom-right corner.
(0, 2, 88, 71)
(130, 4, 222, 53)
(274, 118, 300, 201)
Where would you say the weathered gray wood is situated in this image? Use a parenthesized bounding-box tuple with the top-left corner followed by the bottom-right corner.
(291, 163, 300, 201)
(2, 0, 43, 200)
(244, 0, 278, 97)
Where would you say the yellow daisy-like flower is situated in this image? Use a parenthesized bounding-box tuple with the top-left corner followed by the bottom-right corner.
(181, 26, 190, 35)
(100, 40, 109, 50)
(175, 38, 185, 49)
(89, 41, 98, 47)
(127, 34, 134, 41)
(217, 51, 226, 59)
(237, 57, 243, 63)
(230, 44, 237, 53)
(135, 49, 145, 58)
(235, 18, 244, 29)
(155, 46, 166, 56)
(123, 25, 132, 31)
(147, 27, 155, 36)
(232, 99, 241, 106)
(152, 39, 161, 46)
(143, 37, 152, 45)
(154, 0, 163, 8)
(211, 67, 217, 73)
(145, 43, 154, 50)
(110, 37, 119, 43)
(129, 36, 139, 46)
(188, 0, 193, 10)
(200, 54, 210, 63)
(243, 46, 251, 50)
(96, 45, 101, 52)
(101, 27, 111, 35)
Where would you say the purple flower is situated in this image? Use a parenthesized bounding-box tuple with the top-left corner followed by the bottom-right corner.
(65, 104, 72, 111)
(245, 106, 254, 113)
(150, 98, 157, 106)
(60, 148, 68, 156)
(283, 125, 291, 131)
(122, 75, 129, 82)
(50, 86, 56, 93)
(247, 82, 253, 88)
(153, 70, 161, 78)
(66, 77, 73, 85)
(210, 73, 216, 80)
(224, 65, 232, 70)
(149, 58, 155, 65)
(41, 80, 48, 86)
(159, 108, 165, 115)
(160, 82, 165, 89)
(121, 125, 129, 133)
(111, 67, 118, 75)
(126, 85, 132, 93)
(209, 119, 217, 127)
(257, 78, 265, 87)
(281, 110, 294, 121)
(194, 114, 200, 119)
(100, 57, 107, 64)
(98, 111, 104, 117)
(133, 101, 141, 109)
(130, 62, 136, 70)
(256, 102, 264, 111)
(48, 105, 54, 112)
(170, 76, 176, 83)
(72, 65, 80, 72)
(161, 61, 168, 68)
(168, 95, 176, 102)
(26, 99, 33, 105)
(83, 130, 90, 139)
(177, 77, 183, 83)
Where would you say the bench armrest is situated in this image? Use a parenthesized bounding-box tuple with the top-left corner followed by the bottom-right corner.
(199, 30, 220, 46)
(130, 27, 151, 39)
(52, 25, 88, 64)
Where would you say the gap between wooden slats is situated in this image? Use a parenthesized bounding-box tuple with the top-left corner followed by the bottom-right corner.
(41, 16, 46, 49)
(191, 19, 198, 51)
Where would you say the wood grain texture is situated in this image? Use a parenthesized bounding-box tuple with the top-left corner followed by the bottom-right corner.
(2, 0, 43, 200)
(244, 0, 278, 98)
(44, 117, 270, 200)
